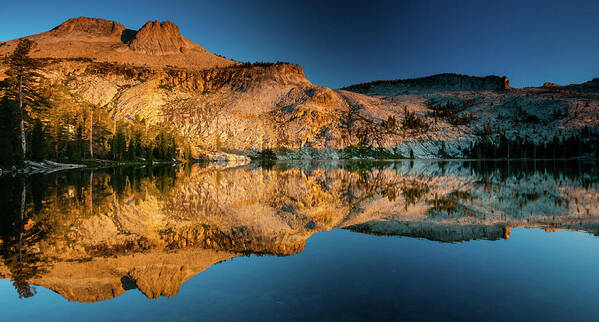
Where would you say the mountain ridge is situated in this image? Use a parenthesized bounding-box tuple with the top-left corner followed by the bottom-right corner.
(0, 17, 598, 162)
(341, 73, 510, 95)
(0, 16, 235, 70)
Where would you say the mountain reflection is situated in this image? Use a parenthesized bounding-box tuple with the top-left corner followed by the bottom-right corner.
(0, 160, 598, 302)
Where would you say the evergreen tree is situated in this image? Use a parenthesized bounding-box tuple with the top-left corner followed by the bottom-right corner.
(161, 133, 169, 160)
(134, 133, 143, 159)
(127, 138, 136, 161)
(0, 98, 20, 166)
(145, 144, 154, 163)
(2, 39, 44, 161)
(110, 126, 127, 161)
(168, 136, 177, 159)
(87, 107, 94, 159)
(67, 125, 84, 162)
(30, 119, 46, 162)
(184, 140, 193, 160)
(155, 131, 169, 160)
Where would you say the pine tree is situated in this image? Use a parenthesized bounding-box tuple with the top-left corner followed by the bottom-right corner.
(155, 130, 170, 160)
(87, 107, 94, 159)
(2, 39, 44, 162)
(110, 126, 127, 161)
(127, 138, 136, 161)
(145, 144, 154, 163)
(168, 136, 177, 159)
(184, 140, 193, 160)
(134, 133, 143, 159)
(30, 119, 46, 162)
(0, 98, 20, 166)
(67, 125, 84, 162)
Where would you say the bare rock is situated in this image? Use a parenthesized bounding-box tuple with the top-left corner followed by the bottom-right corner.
(128, 20, 191, 55)
(193, 150, 251, 163)
(50, 17, 126, 39)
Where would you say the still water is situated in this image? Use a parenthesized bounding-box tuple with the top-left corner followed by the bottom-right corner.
(0, 160, 598, 321)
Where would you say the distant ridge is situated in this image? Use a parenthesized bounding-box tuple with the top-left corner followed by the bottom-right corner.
(342, 73, 510, 95)
(561, 78, 599, 92)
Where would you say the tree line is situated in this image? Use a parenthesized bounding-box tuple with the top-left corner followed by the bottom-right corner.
(466, 131, 597, 159)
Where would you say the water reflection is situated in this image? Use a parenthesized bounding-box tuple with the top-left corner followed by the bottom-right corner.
(0, 160, 598, 302)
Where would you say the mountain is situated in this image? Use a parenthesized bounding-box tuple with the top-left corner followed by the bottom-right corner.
(0, 17, 234, 69)
(0, 17, 598, 161)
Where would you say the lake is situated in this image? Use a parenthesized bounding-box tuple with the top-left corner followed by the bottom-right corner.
(0, 160, 598, 321)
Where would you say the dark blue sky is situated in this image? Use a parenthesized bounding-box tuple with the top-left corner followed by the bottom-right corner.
(1, 0, 597, 88)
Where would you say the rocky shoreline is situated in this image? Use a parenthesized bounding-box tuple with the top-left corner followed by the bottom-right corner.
(0, 151, 252, 176)
(0, 160, 86, 176)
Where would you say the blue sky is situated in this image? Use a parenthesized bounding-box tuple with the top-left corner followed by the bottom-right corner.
(1, 0, 597, 88)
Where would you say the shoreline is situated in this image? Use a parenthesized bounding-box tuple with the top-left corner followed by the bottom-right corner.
(1, 156, 596, 177)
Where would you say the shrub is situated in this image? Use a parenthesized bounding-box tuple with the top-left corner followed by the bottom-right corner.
(258, 148, 277, 160)
(428, 100, 475, 125)
(402, 107, 429, 132)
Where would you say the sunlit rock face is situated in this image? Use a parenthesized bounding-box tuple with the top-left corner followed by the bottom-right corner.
(0, 17, 234, 69)
(0, 161, 598, 302)
(49, 17, 127, 38)
(31, 248, 235, 302)
(128, 20, 191, 55)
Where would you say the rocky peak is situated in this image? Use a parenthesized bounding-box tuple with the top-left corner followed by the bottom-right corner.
(127, 20, 191, 55)
(48, 18, 196, 55)
(0, 17, 235, 70)
(50, 17, 126, 38)
(503, 76, 511, 90)
(543, 82, 562, 88)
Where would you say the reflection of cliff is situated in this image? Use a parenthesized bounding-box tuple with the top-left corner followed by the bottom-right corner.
(342, 161, 599, 240)
(348, 221, 511, 242)
(0, 161, 598, 302)
(30, 248, 235, 302)
(348, 219, 599, 242)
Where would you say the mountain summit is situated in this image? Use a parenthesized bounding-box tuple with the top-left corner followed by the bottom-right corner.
(50, 17, 127, 38)
(0, 17, 234, 70)
(128, 20, 192, 55)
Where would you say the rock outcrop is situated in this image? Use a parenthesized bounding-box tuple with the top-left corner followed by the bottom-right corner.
(193, 149, 251, 163)
(543, 82, 562, 88)
(128, 20, 192, 55)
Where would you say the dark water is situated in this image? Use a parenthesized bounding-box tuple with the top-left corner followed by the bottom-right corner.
(0, 160, 598, 321)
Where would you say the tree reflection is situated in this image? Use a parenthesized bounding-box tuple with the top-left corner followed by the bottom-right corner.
(0, 161, 597, 300)
(0, 177, 46, 298)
